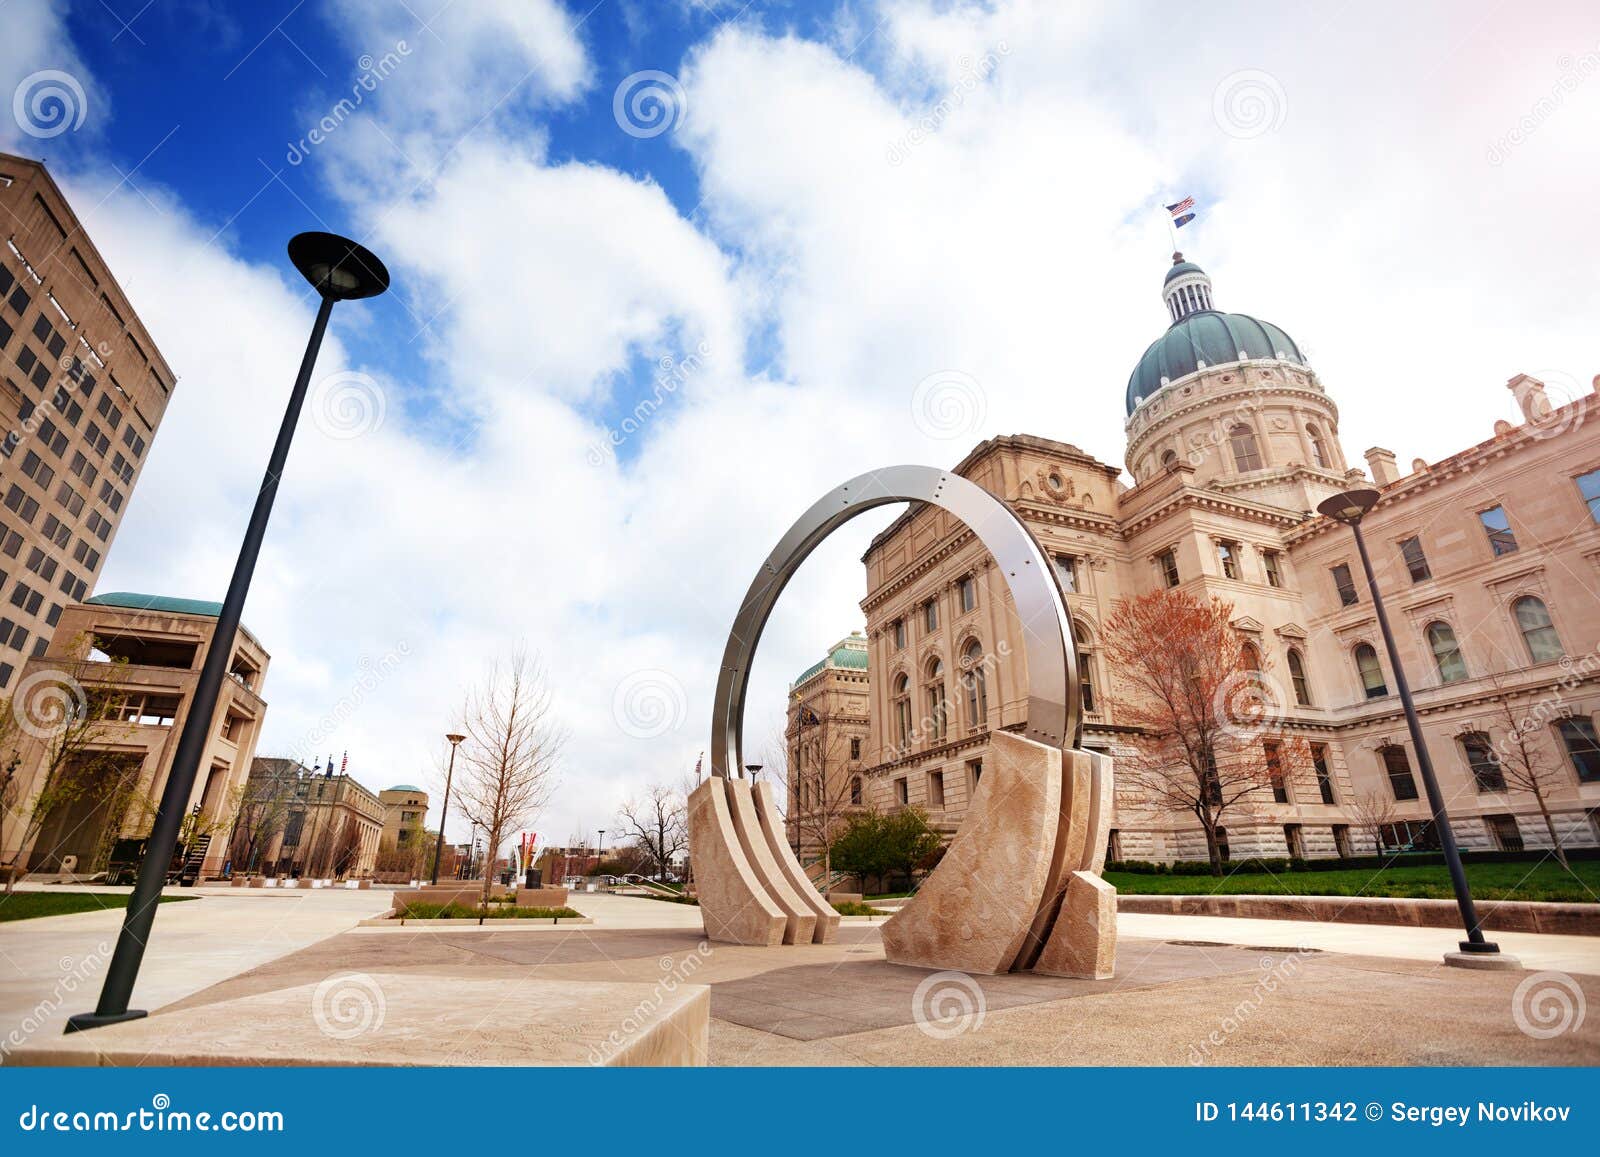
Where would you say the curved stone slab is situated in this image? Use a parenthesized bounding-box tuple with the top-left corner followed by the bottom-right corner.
(752, 781, 840, 943)
(687, 778, 786, 946)
(1034, 870, 1117, 979)
(1012, 746, 1101, 971)
(881, 731, 1062, 975)
(725, 778, 816, 945)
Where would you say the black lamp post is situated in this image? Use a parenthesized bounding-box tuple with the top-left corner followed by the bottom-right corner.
(1316, 488, 1512, 967)
(744, 763, 763, 783)
(430, 733, 465, 884)
(66, 233, 389, 1032)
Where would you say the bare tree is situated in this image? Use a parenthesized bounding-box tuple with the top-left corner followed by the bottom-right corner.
(2, 653, 134, 890)
(778, 709, 861, 885)
(453, 649, 564, 908)
(1103, 590, 1311, 875)
(1346, 791, 1399, 856)
(1488, 692, 1575, 871)
(616, 781, 687, 880)
(227, 769, 294, 875)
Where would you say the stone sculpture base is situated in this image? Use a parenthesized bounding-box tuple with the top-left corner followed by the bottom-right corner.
(881, 732, 1117, 978)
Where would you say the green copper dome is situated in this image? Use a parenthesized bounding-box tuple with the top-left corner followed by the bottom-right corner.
(1126, 255, 1306, 415)
(793, 633, 869, 687)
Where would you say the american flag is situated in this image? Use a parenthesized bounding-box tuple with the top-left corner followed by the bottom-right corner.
(1166, 196, 1196, 228)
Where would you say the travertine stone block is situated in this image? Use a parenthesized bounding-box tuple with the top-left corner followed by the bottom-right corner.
(882, 731, 1062, 975)
(753, 781, 840, 943)
(725, 778, 816, 945)
(687, 778, 786, 946)
(1034, 870, 1117, 979)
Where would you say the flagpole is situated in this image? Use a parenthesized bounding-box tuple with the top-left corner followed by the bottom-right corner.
(1164, 202, 1180, 255)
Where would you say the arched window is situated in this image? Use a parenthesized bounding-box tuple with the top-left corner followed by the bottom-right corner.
(849, 776, 862, 806)
(1354, 643, 1387, 699)
(1307, 424, 1331, 469)
(1241, 642, 1263, 674)
(1286, 648, 1312, 706)
(1426, 621, 1468, 683)
(892, 673, 912, 747)
(1513, 596, 1563, 662)
(1074, 620, 1097, 714)
(925, 659, 946, 742)
(1160, 449, 1179, 469)
(961, 639, 988, 729)
(1229, 423, 1263, 472)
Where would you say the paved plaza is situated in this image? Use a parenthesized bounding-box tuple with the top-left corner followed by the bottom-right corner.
(3, 887, 1597, 1065)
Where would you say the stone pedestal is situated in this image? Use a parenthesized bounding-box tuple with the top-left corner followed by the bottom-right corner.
(753, 781, 839, 943)
(1034, 871, 1118, 979)
(687, 777, 786, 946)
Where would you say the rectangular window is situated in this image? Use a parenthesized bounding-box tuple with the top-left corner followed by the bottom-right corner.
(1053, 554, 1078, 593)
(1331, 563, 1358, 606)
(849, 737, 861, 760)
(894, 777, 908, 806)
(1578, 468, 1600, 523)
(892, 618, 906, 650)
(1555, 717, 1600, 783)
(1399, 535, 1431, 582)
(957, 575, 977, 613)
(1382, 746, 1419, 801)
(1262, 550, 1283, 588)
(1217, 540, 1241, 580)
(1485, 814, 1523, 853)
(1157, 548, 1179, 588)
(967, 758, 982, 790)
(923, 599, 938, 633)
(1266, 740, 1288, 803)
(1311, 743, 1336, 804)
(1478, 506, 1518, 556)
(1332, 824, 1352, 858)
(928, 770, 945, 809)
(1283, 823, 1305, 859)
(1461, 733, 1506, 792)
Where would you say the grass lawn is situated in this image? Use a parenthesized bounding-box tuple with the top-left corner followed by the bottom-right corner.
(0, 892, 197, 923)
(1105, 860, 1600, 904)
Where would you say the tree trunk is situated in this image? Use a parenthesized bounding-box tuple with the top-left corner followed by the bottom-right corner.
(1534, 792, 1572, 872)
(1199, 812, 1222, 876)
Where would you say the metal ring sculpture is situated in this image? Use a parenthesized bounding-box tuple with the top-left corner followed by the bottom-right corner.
(710, 464, 1080, 780)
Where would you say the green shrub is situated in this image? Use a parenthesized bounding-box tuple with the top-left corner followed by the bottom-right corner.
(831, 900, 887, 916)
(395, 901, 583, 920)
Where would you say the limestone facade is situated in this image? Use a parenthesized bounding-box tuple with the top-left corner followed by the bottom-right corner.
(802, 259, 1600, 864)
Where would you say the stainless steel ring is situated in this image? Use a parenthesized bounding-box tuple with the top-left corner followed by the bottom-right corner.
(710, 464, 1080, 778)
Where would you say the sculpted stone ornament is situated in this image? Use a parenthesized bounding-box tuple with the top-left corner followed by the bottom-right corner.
(686, 464, 1117, 979)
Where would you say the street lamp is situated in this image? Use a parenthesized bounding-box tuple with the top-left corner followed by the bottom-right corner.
(744, 763, 763, 783)
(431, 733, 466, 884)
(67, 233, 389, 1033)
(1316, 488, 1515, 968)
(597, 829, 606, 860)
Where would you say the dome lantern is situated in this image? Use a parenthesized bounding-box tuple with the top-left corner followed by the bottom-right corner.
(1163, 251, 1214, 322)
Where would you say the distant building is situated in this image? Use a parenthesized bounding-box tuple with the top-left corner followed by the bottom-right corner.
(0, 153, 178, 689)
(241, 757, 385, 879)
(798, 253, 1600, 865)
(379, 783, 429, 850)
(785, 631, 871, 859)
(4, 592, 269, 877)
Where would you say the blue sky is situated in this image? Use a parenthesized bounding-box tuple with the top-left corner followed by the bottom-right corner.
(4, 0, 1599, 846)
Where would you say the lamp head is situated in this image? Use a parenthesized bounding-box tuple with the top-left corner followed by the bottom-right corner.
(445, 733, 465, 747)
(1317, 488, 1380, 526)
(288, 231, 390, 300)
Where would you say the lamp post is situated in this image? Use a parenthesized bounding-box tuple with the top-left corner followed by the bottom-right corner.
(431, 733, 466, 884)
(1316, 488, 1515, 968)
(67, 233, 389, 1033)
(744, 763, 763, 784)
(597, 829, 606, 860)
